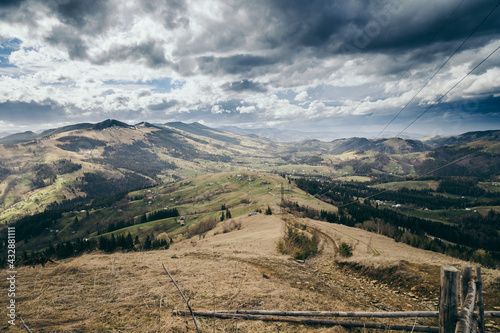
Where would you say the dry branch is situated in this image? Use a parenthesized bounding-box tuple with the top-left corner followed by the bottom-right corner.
(162, 264, 200, 333)
(19, 316, 32, 333)
(174, 310, 440, 332)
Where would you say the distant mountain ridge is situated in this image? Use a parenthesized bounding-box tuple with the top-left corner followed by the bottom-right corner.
(3, 120, 498, 151)
(0, 119, 132, 144)
(423, 130, 500, 148)
(0, 119, 498, 223)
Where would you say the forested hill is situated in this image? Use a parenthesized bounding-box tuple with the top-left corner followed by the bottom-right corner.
(0, 119, 498, 223)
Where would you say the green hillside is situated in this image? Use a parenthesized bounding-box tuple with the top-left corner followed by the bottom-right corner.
(5, 171, 337, 255)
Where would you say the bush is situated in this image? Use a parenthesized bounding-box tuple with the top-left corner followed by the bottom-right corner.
(337, 242, 353, 257)
(276, 221, 319, 260)
(186, 219, 218, 238)
(223, 220, 242, 233)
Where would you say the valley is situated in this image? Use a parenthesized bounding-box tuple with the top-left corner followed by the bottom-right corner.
(0, 120, 499, 331)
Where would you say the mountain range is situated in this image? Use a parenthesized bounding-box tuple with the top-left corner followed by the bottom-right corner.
(0, 119, 499, 223)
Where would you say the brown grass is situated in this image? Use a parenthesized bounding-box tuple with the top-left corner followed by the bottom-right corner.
(2, 214, 499, 332)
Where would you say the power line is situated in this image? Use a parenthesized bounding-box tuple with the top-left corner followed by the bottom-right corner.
(313, 42, 500, 204)
(375, 0, 500, 139)
(396, 42, 500, 137)
(328, 41, 500, 208)
(300, 1, 500, 204)
(352, 0, 466, 139)
(335, 150, 479, 209)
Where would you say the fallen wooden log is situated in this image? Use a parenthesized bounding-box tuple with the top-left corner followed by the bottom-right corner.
(206, 309, 439, 318)
(173, 310, 440, 332)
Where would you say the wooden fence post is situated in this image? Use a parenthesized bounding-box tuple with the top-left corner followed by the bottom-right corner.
(476, 266, 485, 333)
(455, 280, 477, 333)
(460, 265, 472, 308)
(440, 266, 458, 333)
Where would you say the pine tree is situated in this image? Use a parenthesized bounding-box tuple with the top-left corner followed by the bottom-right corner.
(126, 233, 134, 250)
(226, 209, 231, 219)
(266, 206, 273, 215)
(220, 211, 225, 221)
(143, 235, 152, 250)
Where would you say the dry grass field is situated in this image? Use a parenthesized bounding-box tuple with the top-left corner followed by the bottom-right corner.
(2, 213, 500, 332)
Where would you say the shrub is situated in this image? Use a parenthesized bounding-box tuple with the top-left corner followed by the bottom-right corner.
(186, 219, 218, 238)
(276, 221, 319, 260)
(223, 220, 242, 233)
(337, 242, 353, 257)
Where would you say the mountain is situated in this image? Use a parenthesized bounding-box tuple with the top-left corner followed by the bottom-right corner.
(0, 120, 498, 223)
(219, 125, 426, 142)
(0, 119, 275, 222)
(423, 130, 500, 148)
(286, 137, 430, 155)
(166, 121, 241, 145)
(0, 119, 132, 144)
(0, 130, 40, 144)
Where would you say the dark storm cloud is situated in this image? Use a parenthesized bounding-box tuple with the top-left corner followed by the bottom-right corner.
(55, 0, 109, 29)
(0, 101, 66, 122)
(0, 0, 25, 8)
(222, 79, 267, 93)
(264, 0, 500, 56)
(344, 0, 500, 56)
(197, 54, 279, 75)
(92, 40, 170, 68)
(142, 0, 190, 30)
(148, 99, 178, 111)
(1, 0, 499, 135)
(264, 0, 366, 48)
(45, 25, 88, 60)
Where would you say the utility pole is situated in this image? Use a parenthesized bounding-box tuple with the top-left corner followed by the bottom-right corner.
(248, 175, 252, 215)
(269, 190, 277, 213)
(280, 181, 284, 214)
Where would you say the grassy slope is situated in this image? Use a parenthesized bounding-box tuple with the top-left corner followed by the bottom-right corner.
(11, 171, 339, 252)
(0, 124, 282, 223)
(3, 213, 499, 332)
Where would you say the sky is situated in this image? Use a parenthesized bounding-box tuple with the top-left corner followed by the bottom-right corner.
(0, 0, 500, 138)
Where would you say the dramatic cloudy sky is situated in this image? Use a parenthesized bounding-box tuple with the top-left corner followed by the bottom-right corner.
(1, 0, 500, 138)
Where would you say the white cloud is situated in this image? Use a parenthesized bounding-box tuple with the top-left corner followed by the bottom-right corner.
(294, 91, 308, 102)
(237, 105, 256, 114)
(0, 0, 498, 135)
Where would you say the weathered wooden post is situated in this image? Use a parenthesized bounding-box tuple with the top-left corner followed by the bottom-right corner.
(460, 265, 472, 308)
(440, 266, 458, 333)
(476, 266, 485, 333)
(455, 280, 476, 333)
